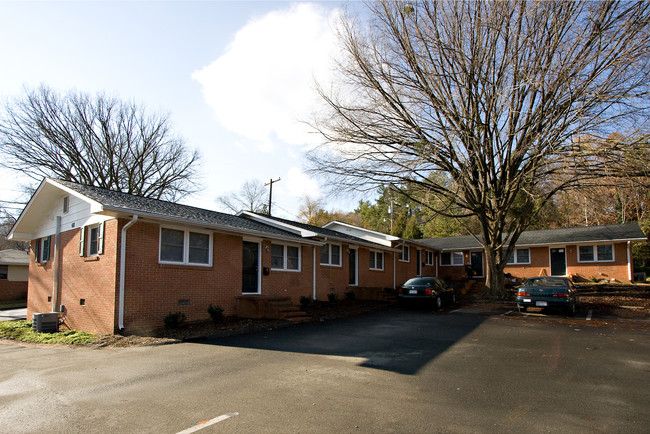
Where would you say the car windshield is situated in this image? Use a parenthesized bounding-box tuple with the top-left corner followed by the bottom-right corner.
(525, 278, 567, 288)
(404, 278, 435, 286)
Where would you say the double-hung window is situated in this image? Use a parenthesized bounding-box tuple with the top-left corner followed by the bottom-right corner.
(506, 248, 530, 265)
(425, 251, 434, 266)
(441, 251, 463, 266)
(369, 250, 384, 270)
(0, 265, 7, 279)
(79, 222, 105, 257)
(160, 227, 212, 266)
(34, 236, 51, 263)
(578, 244, 614, 262)
(320, 243, 341, 266)
(271, 244, 300, 271)
(398, 245, 410, 262)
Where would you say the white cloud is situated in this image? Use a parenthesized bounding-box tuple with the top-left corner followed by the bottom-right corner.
(285, 166, 321, 199)
(193, 3, 341, 151)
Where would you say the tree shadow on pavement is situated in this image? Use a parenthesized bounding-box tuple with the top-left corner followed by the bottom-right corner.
(202, 307, 488, 375)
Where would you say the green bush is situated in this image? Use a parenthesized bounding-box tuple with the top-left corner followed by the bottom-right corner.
(299, 296, 312, 306)
(208, 304, 224, 323)
(163, 312, 186, 329)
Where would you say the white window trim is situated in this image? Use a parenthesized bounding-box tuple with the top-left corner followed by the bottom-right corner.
(369, 250, 384, 271)
(577, 244, 615, 263)
(271, 243, 301, 272)
(159, 226, 213, 267)
(398, 245, 410, 262)
(86, 223, 105, 257)
(320, 243, 342, 267)
(425, 251, 434, 266)
(441, 251, 464, 266)
(39, 236, 51, 263)
(506, 248, 531, 265)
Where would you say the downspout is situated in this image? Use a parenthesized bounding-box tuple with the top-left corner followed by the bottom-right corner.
(118, 215, 138, 331)
(627, 241, 632, 282)
(312, 246, 317, 300)
(393, 250, 396, 289)
(52, 216, 61, 313)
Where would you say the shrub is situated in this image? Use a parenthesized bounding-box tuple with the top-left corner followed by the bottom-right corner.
(344, 290, 356, 301)
(163, 311, 186, 328)
(327, 292, 337, 303)
(299, 296, 312, 306)
(207, 304, 224, 323)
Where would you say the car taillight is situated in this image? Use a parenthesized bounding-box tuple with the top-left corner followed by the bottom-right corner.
(398, 287, 403, 294)
(553, 292, 568, 298)
(518, 290, 530, 297)
(425, 287, 432, 295)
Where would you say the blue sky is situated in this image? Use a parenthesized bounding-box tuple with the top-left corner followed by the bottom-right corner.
(0, 0, 365, 218)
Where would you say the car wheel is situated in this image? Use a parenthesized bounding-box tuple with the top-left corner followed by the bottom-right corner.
(435, 296, 442, 310)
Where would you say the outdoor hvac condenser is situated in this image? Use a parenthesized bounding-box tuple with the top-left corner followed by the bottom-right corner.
(32, 312, 59, 333)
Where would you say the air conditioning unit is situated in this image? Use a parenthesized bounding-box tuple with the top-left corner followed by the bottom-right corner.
(32, 312, 59, 333)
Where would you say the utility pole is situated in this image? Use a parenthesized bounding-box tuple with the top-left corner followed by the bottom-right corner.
(265, 177, 281, 216)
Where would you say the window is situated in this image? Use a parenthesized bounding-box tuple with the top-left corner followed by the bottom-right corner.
(63, 196, 69, 213)
(159, 227, 212, 266)
(441, 251, 463, 266)
(425, 251, 434, 266)
(369, 250, 384, 270)
(37, 236, 51, 263)
(320, 243, 341, 266)
(271, 244, 300, 271)
(578, 244, 614, 262)
(88, 225, 99, 256)
(506, 248, 531, 265)
(398, 245, 410, 262)
(0, 265, 7, 279)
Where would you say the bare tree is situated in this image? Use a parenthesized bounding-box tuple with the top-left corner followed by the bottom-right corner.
(0, 85, 199, 201)
(217, 180, 268, 214)
(309, 1, 650, 297)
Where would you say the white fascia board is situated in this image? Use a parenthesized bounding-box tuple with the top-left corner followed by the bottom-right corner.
(323, 221, 398, 246)
(47, 179, 104, 210)
(237, 211, 319, 238)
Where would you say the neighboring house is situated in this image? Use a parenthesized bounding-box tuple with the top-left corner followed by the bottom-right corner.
(8, 178, 420, 335)
(422, 223, 647, 283)
(0, 249, 29, 302)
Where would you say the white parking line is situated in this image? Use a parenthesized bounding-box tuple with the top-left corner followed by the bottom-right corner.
(586, 309, 593, 321)
(176, 412, 239, 434)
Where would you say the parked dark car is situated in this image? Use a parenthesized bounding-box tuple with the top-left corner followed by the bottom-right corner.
(516, 277, 579, 315)
(397, 277, 456, 309)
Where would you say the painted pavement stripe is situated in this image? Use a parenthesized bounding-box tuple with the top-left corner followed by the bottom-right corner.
(176, 412, 239, 434)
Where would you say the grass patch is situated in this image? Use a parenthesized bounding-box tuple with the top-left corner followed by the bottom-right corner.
(0, 320, 97, 345)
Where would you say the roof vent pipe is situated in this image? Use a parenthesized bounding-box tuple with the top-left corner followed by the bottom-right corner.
(118, 215, 138, 331)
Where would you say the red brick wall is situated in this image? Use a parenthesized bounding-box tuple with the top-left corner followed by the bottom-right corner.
(27, 220, 119, 334)
(0, 280, 28, 302)
(121, 221, 244, 334)
(357, 249, 395, 288)
(316, 244, 349, 301)
(503, 246, 550, 279)
(259, 240, 314, 302)
(565, 242, 631, 282)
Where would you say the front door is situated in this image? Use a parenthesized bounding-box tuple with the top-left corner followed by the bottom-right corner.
(550, 248, 566, 276)
(242, 241, 260, 293)
(470, 251, 483, 277)
(348, 248, 358, 286)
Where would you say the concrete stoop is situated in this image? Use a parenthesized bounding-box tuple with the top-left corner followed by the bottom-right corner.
(236, 295, 309, 323)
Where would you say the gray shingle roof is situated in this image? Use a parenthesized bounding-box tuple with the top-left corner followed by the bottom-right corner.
(421, 222, 647, 251)
(53, 179, 304, 240)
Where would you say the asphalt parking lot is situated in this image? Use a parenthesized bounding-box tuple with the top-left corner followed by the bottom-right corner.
(1, 308, 648, 433)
